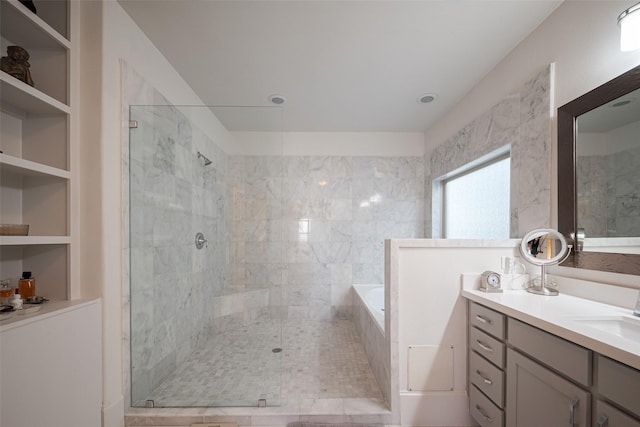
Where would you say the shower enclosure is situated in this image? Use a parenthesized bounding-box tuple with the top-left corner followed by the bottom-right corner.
(128, 102, 425, 411)
(128, 105, 284, 407)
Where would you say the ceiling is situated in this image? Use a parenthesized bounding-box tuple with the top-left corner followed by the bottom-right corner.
(117, 0, 562, 132)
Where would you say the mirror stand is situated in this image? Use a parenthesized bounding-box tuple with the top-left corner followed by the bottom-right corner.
(520, 228, 572, 296)
(526, 264, 558, 296)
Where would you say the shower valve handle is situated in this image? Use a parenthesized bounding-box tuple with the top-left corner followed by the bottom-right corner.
(195, 232, 208, 249)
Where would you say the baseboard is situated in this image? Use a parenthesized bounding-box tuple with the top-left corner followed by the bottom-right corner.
(102, 395, 125, 427)
(400, 391, 476, 426)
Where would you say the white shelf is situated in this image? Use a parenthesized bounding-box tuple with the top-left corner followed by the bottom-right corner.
(0, 72, 70, 115)
(0, 0, 75, 303)
(0, 0, 70, 48)
(0, 236, 70, 245)
(0, 153, 70, 179)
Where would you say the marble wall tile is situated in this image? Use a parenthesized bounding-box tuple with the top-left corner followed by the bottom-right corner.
(353, 290, 390, 406)
(578, 146, 640, 237)
(232, 151, 424, 319)
(425, 65, 552, 238)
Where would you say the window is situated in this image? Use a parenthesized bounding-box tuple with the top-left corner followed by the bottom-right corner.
(435, 150, 510, 239)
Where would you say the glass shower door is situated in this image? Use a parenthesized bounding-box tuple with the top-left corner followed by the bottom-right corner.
(128, 105, 283, 408)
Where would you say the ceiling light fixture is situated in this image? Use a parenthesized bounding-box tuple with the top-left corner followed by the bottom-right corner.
(268, 94, 287, 105)
(618, 2, 640, 51)
(611, 98, 634, 107)
(417, 93, 438, 104)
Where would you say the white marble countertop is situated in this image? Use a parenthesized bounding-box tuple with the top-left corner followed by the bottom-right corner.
(461, 286, 640, 371)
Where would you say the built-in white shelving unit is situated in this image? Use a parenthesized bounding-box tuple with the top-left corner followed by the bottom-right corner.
(0, 3, 99, 425)
(0, 0, 77, 306)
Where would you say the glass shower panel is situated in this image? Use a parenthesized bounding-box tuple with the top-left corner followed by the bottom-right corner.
(129, 105, 283, 408)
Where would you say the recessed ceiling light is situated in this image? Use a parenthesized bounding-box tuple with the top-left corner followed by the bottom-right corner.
(417, 93, 438, 104)
(611, 98, 633, 107)
(268, 94, 287, 105)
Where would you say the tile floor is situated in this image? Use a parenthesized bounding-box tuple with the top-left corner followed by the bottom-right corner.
(137, 318, 384, 408)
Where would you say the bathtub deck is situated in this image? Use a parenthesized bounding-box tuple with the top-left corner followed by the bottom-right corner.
(126, 318, 390, 426)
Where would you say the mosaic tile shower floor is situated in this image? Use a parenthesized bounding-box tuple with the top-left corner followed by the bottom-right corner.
(140, 318, 384, 408)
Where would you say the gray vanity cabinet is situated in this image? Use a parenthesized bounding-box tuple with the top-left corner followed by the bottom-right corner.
(506, 348, 590, 426)
(467, 300, 640, 427)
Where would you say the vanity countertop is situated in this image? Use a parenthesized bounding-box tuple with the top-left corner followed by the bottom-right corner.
(461, 286, 640, 371)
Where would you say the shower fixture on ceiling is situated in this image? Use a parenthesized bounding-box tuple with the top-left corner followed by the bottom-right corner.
(197, 151, 212, 166)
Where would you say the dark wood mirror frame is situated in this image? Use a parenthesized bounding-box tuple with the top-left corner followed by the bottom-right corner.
(558, 64, 640, 276)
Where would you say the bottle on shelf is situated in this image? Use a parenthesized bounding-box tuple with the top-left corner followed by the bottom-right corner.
(18, 272, 35, 298)
(12, 290, 23, 310)
(0, 279, 13, 305)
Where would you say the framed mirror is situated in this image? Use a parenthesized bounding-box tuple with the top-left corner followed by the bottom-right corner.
(558, 64, 640, 275)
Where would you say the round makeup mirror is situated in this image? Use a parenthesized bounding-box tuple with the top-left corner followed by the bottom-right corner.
(519, 228, 572, 296)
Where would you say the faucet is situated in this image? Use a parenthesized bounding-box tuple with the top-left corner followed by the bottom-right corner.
(634, 291, 640, 317)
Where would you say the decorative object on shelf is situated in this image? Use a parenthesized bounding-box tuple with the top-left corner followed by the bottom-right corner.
(0, 279, 13, 305)
(519, 228, 572, 296)
(1, 46, 35, 86)
(0, 224, 29, 236)
(24, 295, 48, 304)
(18, 0, 37, 14)
(479, 270, 503, 293)
(11, 290, 23, 310)
(18, 271, 36, 298)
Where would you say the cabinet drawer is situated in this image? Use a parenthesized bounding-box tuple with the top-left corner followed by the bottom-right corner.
(508, 318, 592, 387)
(595, 401, 640, 427)
(597, 355, 640, 418)
(470, 350, 504, 408)
(469, 384, 504, 427)
(470, 302, 505, 340)
(470, 326, 505, 368)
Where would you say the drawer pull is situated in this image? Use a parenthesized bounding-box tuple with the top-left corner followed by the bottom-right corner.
(476, 339, 493, 352)
(475, 314, 494, 325)
(569, 397, 579, 427)
(596, 415, 609, 427)
(476, 370, 493, 385)
(475, 404, 493, 423)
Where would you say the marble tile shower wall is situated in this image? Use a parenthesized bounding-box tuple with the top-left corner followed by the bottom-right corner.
(230, 154, 425, 321)
(129, 105, 232, 403)
(578, 146, 640, 237)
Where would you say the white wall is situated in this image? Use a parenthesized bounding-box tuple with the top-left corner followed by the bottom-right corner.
(228, 131, 424, 156)
(389, 239, 520, 426)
